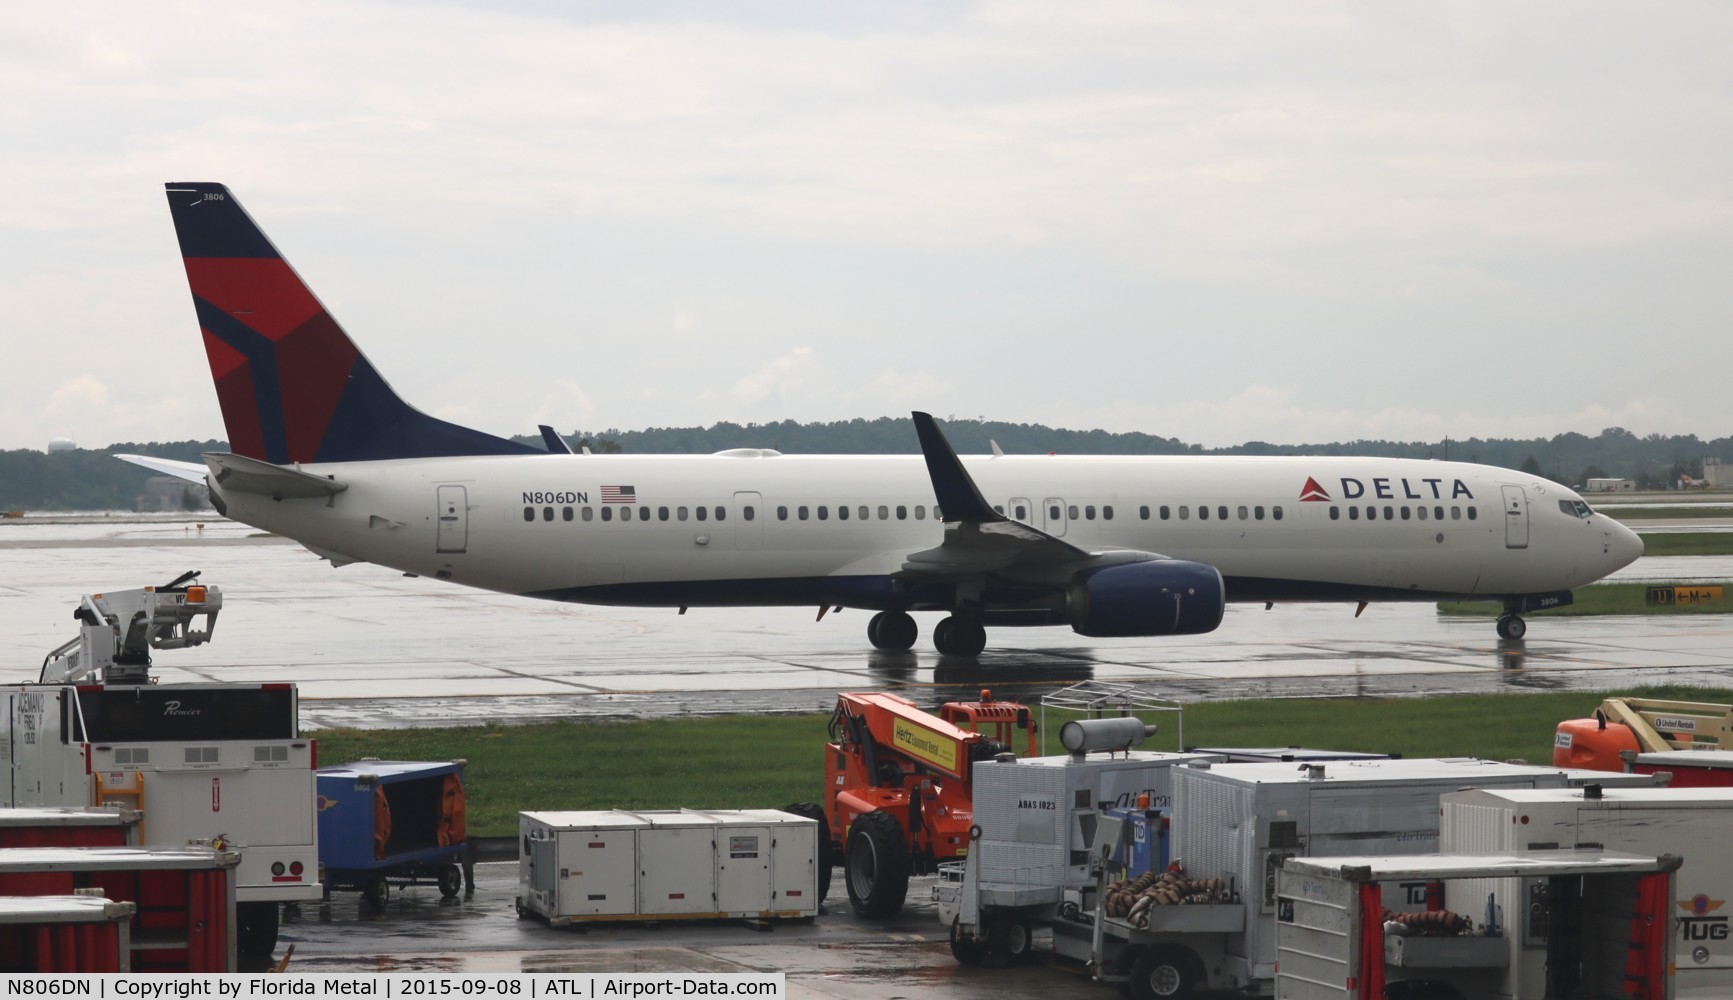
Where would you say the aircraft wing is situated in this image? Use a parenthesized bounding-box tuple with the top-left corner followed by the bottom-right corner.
(115, 454, 209, 483)
(897, 412, 1138, 579)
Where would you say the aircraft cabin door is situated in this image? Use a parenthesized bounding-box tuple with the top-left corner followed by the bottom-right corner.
(1008, 497, 1034, 525)
(1501, 485, 1529, 549)
(733, 492, 763, 550)
(1042, 497, 1068, 537)
(436, 485, 469, 553)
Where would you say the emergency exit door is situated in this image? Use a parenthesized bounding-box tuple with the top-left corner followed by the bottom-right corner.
(436, 485, 468, 553)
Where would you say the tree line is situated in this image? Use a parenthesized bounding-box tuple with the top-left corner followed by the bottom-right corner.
(1, 423, 1726, 511)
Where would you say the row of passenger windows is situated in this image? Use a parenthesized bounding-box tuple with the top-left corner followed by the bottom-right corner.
(523, 501, 1478, 526)
(526, 505, 738, 522)
(1144, 504, 1284, 522)
(1329, 505, 1477, 521)
(522, 504, 944, 523)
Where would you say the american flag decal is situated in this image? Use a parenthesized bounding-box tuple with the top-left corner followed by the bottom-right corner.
(600, 485, 636, 504)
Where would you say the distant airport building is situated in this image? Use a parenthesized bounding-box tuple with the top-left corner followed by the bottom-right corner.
(1586, 477, 1636, 492)
(46, 437, 76, 452)
(1707, 457, 1730, 489)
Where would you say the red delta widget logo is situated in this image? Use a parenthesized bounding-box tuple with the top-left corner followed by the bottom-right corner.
(1300, 476, 1474, 503)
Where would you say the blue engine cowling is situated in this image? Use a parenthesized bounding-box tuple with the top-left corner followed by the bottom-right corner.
(1067, 560, 1226, 637)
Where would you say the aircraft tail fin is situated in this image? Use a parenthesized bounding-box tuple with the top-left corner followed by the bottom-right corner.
(164, 183, 537, 464)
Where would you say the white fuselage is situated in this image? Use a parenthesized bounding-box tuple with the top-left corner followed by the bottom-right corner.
(213, 452, 1643, 615)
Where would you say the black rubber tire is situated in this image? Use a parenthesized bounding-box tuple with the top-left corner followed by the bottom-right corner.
(1128, 947, 1196, 1000)
(235, 901, 280, 958)
(932, 617, 954, 654)
(782, 801, 833, 902)
(999, 917, 1033, 961)
(363, 876, 389, 911)
(1502, 615, 1527, 640)
(949, 919, 987, 965)
(869, 610, 918, 651)
(844, 810, 910, 918)
(438, 864, 463, 898)
(933, 617, 987, 657)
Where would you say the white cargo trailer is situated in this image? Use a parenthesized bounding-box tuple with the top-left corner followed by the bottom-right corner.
(1442, 785, 1733, 998)
(1060, 758, 1662, 997)
(1274, 850, 1679, 1000)
(518, 808, 819, 925)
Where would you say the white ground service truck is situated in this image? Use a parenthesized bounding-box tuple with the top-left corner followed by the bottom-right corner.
(0, 573, 319, 957)
(1044, 758, 1660, 999)
(1442, 785, 1733, 999)
(1274, 850, 1679, 1000)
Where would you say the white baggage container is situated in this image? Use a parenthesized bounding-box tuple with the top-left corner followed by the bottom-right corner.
(1442, 785, 1733, 999)
(1166, 757, 1660, 992)
(518, 808, 818, 925)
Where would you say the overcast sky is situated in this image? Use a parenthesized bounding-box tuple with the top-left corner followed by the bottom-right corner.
(2, 2, 1730, 453)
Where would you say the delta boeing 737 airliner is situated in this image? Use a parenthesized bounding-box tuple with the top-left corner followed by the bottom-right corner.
(124, 183, 1644, 657)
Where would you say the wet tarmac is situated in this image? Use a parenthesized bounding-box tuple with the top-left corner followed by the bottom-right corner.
(279, 861, 1103, 999)
(3, 514, 1732, 729)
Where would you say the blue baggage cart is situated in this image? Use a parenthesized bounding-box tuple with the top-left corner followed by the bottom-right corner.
(316, 760, 467, 908)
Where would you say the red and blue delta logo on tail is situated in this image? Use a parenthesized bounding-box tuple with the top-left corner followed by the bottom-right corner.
(165, 183, 537, 465)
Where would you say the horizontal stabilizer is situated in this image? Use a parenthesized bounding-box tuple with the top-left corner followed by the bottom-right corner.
(115, 454, 209, 484)
(202, 452, 348, 499)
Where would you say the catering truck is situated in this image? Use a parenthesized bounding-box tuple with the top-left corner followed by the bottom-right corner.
(0, 574, 318, 957)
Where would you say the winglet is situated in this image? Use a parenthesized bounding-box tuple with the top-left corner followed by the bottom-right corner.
(911, 412, 1004, 524)
(539, 425, 575, 454)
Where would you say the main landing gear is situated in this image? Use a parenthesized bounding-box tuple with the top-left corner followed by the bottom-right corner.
(932, 616, 986, 658)
(864, 611, 988, 657)
(866, 611, 918, 651)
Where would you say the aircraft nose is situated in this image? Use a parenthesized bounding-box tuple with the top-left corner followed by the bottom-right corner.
(1605, 518, 1644, 571)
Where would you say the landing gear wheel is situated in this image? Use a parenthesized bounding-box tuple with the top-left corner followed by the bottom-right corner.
(932, 616, 987, 657)
(782, 801, 833, 902)
(844, 810, 910, 918)
(438, 864, 463, 898)
(1129, 947, 1196, 1000)
(1497, 614, 1527, 640)
(949, 919, 986, 965)
(867, 611, 918, 651)
(235, 901, 280, 958)
(363, 876, 389, 911)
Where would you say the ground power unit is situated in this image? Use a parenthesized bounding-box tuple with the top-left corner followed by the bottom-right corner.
(1442, 785, 1733, 999)
(518, 809, 819, 925)
(1065, 757, 1662, 997)
(936, 749, 1223, 961)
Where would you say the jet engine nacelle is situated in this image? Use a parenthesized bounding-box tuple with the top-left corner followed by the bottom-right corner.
(1067, 560, 1226, 638)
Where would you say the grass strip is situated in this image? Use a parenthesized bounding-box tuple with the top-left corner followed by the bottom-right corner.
(1604, 507, 1733, 520)
(1438, 581, 1731, 617)
(314, 684, 1733, 837)
(1636, 533, 1733, 556)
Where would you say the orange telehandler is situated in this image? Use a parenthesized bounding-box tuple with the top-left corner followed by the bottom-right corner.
(787, 690, 1037, 917)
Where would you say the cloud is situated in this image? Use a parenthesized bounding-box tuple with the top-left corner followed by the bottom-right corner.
(2, 2, 1732, 449)
(727, 347, 816, 406)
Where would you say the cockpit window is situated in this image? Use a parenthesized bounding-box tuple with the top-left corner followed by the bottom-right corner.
(1558, 499, 1594, 519)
